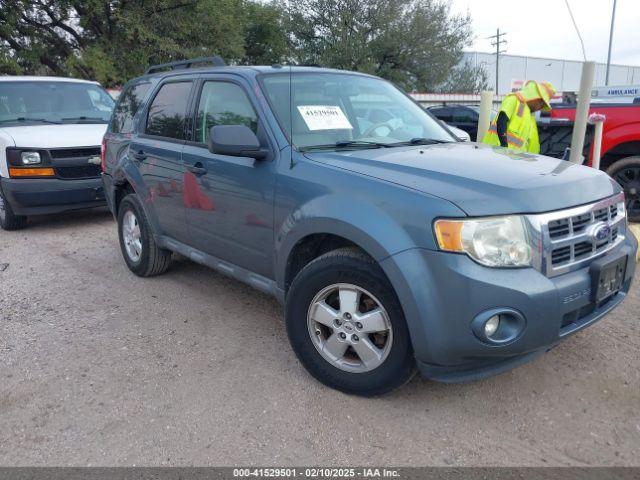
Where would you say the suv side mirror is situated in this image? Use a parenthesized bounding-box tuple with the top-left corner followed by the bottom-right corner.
(208, 125, 268, 160)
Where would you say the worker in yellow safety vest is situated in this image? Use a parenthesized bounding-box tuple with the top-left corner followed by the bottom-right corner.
(483, 80, 556, 154)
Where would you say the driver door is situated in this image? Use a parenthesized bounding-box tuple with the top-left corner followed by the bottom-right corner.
(182, 77, 276, 278)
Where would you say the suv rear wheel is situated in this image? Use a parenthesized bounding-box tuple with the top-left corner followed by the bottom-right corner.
(0, 187, 27, 231)
(118, 194, 172, 276)
(607, 156, 640, 222)
(285, 247, 416, 396)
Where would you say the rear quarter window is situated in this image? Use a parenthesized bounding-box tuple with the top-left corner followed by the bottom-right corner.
(110, 82, 151, 134)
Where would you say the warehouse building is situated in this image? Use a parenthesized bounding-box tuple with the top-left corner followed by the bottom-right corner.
(463, 51, 640, 94)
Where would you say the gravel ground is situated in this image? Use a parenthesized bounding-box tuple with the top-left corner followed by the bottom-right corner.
(0, 209, 639, 467)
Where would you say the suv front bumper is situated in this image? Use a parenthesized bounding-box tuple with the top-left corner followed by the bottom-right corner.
(0, 177, 105, 216)
(382, 233, 637, 383)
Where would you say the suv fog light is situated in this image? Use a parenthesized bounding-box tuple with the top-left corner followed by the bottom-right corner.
(484, 315, 500, 337)
(21, 151, 41, 165)
(471, 308, 526, 345)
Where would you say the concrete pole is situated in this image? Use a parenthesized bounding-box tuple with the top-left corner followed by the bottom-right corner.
(569, 61, 595, 164)
(589, 113, 606, 170)
(476, 90, 494, 143)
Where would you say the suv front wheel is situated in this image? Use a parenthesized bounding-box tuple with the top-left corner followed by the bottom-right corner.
(117, 193, 172, 277)
(286, 247, 416, 396)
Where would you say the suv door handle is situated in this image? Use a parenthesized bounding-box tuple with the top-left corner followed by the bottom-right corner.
(132, 150, 147, 161)
(188, 163, 208, 176)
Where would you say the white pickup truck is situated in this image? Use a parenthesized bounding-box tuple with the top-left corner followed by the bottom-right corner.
(0, 76, 114, 230)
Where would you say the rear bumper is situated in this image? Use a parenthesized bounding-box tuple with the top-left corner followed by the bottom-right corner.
(381, 234, 638, 383)
(0, 176, 105, 216)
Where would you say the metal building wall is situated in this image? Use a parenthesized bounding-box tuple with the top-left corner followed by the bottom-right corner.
(462, 52, 640, 94)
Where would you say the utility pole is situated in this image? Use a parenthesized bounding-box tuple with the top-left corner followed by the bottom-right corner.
(605, 0, 617, 85)
(488, 29, 507, 93)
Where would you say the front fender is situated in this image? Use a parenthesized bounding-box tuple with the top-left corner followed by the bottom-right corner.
(275, 193, 412, 284)
(602, 122, 640, 158)
(274, 190, 464, 287)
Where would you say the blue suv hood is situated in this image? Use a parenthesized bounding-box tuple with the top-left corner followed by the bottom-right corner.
(305, 143, 621, 216)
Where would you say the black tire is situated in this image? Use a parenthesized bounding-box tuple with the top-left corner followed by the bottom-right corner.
(607, 156, 640, 223)
(117, 194, 172, 277)
(286, 247, 416, 396)
(0, 186, 27, 231)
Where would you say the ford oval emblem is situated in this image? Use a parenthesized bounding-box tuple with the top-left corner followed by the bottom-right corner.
(591, 223, 611, 242)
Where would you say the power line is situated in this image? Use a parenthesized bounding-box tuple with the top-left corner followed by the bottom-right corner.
(487, 29, 507, 93)
(605, 0, 618, 85)
(564, 0, 587, 62)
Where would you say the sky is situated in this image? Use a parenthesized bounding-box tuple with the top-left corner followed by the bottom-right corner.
(449, 0, 640, 66)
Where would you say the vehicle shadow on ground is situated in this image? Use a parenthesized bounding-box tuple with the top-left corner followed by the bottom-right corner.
(19, 207, 113, 231)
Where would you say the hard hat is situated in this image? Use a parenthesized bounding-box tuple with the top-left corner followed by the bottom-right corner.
(522, 80, 557, 111)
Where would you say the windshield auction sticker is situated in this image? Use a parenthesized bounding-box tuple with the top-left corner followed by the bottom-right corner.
(297, 105, 353, 131)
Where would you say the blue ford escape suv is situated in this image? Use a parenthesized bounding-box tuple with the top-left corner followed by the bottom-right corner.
(102, 57, 637, 395)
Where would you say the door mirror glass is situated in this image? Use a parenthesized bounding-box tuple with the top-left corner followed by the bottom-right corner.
(208, 125, 266, 159)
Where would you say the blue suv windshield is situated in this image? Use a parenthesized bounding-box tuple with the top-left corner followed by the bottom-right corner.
(0, 81, 115, 126)
(261, 72, 454, 150)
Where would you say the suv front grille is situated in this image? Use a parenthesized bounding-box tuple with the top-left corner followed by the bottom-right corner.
(534, 193, 626, 277)
(527, 193, 626, 277)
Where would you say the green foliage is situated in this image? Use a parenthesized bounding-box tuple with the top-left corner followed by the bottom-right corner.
(242, 1, 288, 65)
(0, 0, 472, 90)
(438, 59, 489, 94)
(287, 0, 473, 91)
(0, 0, 286, 86)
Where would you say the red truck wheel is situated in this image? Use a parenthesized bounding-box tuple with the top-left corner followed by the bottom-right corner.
(607, 156, 640, 223)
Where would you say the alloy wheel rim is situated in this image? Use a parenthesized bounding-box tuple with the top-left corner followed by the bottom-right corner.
(614, 166, 640, 217)
(307, 283, 393, 373)
(122, 210, 142, 262)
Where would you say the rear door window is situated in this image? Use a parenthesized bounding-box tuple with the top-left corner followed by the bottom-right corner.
(430, 107, 452, 122)
(145, 81, 193, 140)
(452, 107, 477, 123)
(110, 82, 151, 134)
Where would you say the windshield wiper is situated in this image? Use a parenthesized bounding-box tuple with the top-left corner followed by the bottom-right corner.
(335, 140, 393, 148)
(395, 137, 453, 146)
(61, 116, 108, 123)
(2, 117, 62, 125)
(301, 140, 392, 152)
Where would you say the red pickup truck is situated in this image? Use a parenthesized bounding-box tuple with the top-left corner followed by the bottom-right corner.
(547, 103, 640, 222)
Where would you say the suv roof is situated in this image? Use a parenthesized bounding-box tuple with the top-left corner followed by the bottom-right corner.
(133, 57, 377, 84)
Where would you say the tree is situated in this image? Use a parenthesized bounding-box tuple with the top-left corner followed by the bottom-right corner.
(0, 0, 279, 85)
(242, 1, 288, 65)
(0, 0, 471, 90)
(286, 0, 473, 91)
(437, 59, 489, 94)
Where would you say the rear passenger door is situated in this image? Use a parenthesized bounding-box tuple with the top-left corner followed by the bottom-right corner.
(182, 76, 276, 278)
(131, 79, 194, 242)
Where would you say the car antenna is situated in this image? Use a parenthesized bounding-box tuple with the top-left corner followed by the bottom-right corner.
(286, 1, 294, 169)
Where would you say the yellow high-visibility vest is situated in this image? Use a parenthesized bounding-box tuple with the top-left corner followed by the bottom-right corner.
(482, 93, 540, 154)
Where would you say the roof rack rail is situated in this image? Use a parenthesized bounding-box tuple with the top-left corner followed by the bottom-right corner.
(145, 56, 226, 75)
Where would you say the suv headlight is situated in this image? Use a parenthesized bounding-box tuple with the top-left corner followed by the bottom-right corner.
(434, 216, 532, 267)
(617, 200, 626, 219)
